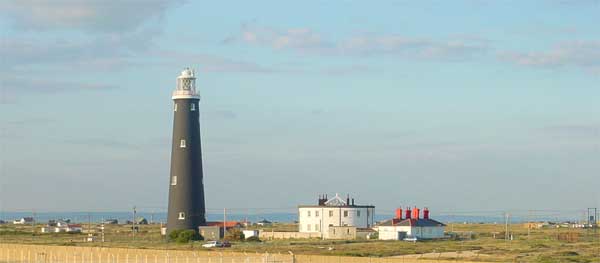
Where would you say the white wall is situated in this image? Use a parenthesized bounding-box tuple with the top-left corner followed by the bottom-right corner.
(298, 207, 374, 235)
(378, 226, 445, 240)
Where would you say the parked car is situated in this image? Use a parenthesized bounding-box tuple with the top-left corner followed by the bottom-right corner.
(202, 241, 231, 248)
(202, 241, 221, 248)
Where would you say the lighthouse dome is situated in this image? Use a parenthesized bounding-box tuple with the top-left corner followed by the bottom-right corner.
(180, 68, 193, 78)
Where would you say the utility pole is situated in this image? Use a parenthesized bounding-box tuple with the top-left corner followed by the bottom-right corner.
(100, 217, 105, 243)
(132, 206, 137, 240)
(504, 212, 509, 241)
(223, 208, 227, 236)
(31, 210, 36, 241)
(527, 210, 531, 239)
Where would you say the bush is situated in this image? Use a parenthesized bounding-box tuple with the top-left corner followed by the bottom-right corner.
(169, 229, 203, 243)
(176, 230, 203, 243)
(224, 228, 244, 241)
(246, 236, 261, 242)
(368, 232, 378, 240)
(168, 229, 182, 241)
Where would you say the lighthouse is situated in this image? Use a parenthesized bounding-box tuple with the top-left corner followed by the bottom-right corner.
(166, 68, 206, 233)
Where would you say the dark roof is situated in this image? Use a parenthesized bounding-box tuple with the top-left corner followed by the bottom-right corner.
(378, 218, 446, 227)
(298, 205, 375, 208)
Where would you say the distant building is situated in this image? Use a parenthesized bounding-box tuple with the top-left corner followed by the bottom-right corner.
(65, 224, 83, 233)
(43, 223, 82, 233)
(103, 219, 118, 225)
(377, 207, 445, 240)
(56, 221, 70, 227)
(206, 221, 243, 229)
(13, 217, 34, 225)
(256, 219, 272, 226)
(136, 217, 148, 225)
(298, 193, 375, 238)
(40, 227, 54, 233)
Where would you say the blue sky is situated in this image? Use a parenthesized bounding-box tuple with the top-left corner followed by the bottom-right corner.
(1, 0, 599, 216)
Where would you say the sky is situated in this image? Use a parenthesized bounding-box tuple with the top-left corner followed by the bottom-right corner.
(1, 0, 599, 216)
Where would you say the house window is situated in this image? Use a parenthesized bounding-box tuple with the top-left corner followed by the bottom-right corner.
(180, 139, 186, 148)
(190, 103, 196, 111)
(315, 224, 319, 231)
(174, 103, 177, 111)
(344, 211, 348, 217)
(178, 212, 185, 220)
(357, 211, 361, 217)
(307, 211, 311, 217)
(307, 224, 311, 231)
(329, 211, 334, 217)
(315, 211, 319, 217)
(171, 176, 177, 186)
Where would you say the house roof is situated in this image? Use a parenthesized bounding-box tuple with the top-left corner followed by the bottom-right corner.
(67, 224, 82, 228)
(206, 221, 241, 228)
(378, 218, 446, 227)
(298, 193, 375, 208)
(324, 193, 347, 206)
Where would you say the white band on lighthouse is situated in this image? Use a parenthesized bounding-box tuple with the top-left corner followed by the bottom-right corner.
(172, 68, 200, 100)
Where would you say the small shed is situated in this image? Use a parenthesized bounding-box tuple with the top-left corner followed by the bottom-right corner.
(243, 230, 259, 239)
(198, 226, 222, 240)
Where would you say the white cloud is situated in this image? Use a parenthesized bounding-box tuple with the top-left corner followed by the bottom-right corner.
(0, 0, 185, 32)
(500, 41, 600, 74)
(0, 76, 116, 103)
(226, 24, 489, 60)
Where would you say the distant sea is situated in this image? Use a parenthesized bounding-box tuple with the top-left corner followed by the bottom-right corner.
(0, 212, 572, 224)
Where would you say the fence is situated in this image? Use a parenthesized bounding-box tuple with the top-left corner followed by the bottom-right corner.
(0, 244, 492, 263)
(0, 244, 291, 263)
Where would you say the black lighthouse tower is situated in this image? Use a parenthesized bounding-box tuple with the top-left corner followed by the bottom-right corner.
(166, 68, 206, 233)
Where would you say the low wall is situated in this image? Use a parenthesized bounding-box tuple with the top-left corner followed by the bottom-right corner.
(259, 231, 321, 240)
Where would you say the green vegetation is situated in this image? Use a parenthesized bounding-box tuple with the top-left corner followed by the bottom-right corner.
(224, 228, 244, 241)
(1, 222, 599, 262)
(245, 236, 261, 242)
(168, 229, 203, 243)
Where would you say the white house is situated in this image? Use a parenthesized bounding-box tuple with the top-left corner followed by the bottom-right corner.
(53, 224, 82, 233)
(41, 227, 55, 233)
(298, 193, 375, 238)
(377, 207, 445, 240)
(13, 217, 34, 225)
